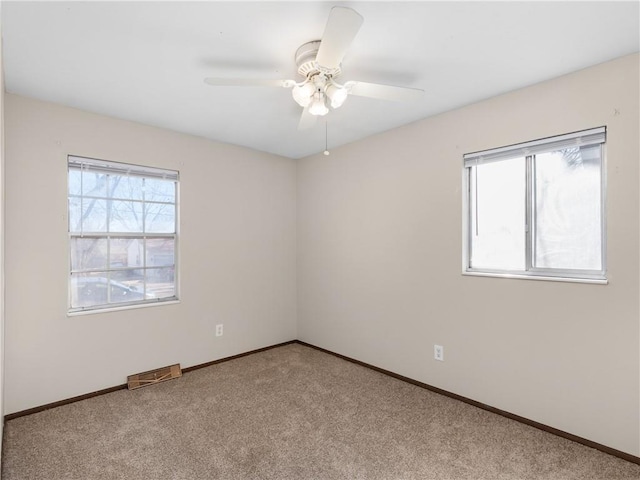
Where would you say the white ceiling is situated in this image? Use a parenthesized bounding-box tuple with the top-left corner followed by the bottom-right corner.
(2, 1, 639, 159)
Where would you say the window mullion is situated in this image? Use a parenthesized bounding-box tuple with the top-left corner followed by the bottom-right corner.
(525, 155, 533, 272)
(142, 178, 147, 298)
(466, 167, 473, 270)
(105, 174, 111, 305)
(80, 163, 84, 237)
(600, 144, 607, 277)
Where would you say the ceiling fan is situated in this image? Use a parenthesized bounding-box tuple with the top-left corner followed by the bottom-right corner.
(204, 6, 424, 130)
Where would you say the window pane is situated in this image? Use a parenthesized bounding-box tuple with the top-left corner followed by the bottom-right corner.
(470, 158, 526, 270)
(110, 238, 144, 268)
(80, 199, 108, 233)
(109, 200, 144, 232)
(68, 169, 82, 196)
(68, 197, 82, 232)
(146, 268, 175, 299)
(145, 203, 176, 233)
(110, 269, 144, 289)
(146, 238, 175, 267)
(70, 238, 108, 271)
(82, 170, 107, 197)
(109, 270, 146, 304)
(533, 146, 602, 270)
(109, 281, 144, 304)
(145, 178, 176, 203)
(70, 272, 109, 308)
(110, 174, 144, 200)
(71, 271, 149, 308)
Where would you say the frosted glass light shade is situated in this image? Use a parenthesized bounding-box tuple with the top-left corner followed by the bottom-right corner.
(325, 84, 348, 108)
(309, 94, 329, 116)
(292, 82, 315, 107)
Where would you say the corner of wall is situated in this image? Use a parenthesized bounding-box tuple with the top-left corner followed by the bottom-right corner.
(0, 0, 6, 464)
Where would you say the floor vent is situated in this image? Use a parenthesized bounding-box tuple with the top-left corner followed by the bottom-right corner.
(127, 364, 182, 390)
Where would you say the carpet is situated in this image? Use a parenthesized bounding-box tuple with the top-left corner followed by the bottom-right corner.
(2, 343, 639, 479)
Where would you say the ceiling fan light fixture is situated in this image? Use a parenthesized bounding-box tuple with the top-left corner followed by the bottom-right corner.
(292, 81, 315, 107)
(203, 7, 425, 131)
(325, 83, 348, 109)
(308, 93, 329, 116)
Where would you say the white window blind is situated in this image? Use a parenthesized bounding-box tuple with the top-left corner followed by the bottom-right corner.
(464, 127, 605, 167)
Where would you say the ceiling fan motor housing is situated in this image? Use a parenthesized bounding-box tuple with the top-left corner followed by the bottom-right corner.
(295, 40, 341, 78)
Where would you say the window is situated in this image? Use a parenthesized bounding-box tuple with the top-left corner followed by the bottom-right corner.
(463, 127, 605, 282)
(68, 156, 179, 312)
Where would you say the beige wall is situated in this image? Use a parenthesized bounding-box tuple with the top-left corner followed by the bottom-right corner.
(297, 54, 640, 456)
(3, 94, 297, 414)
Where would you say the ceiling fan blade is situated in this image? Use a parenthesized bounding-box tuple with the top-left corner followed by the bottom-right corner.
(204, 78, 294, 88)
(345, 81, 424, 102)
(298, 106, 318, 131)
(315, 7, 364, 71)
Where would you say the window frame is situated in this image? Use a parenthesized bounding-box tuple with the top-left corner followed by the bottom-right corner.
(462, 127, 607, 284)
(67, 155, 180, 313)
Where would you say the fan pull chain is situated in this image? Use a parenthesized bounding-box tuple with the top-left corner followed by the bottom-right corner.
(324, 120, 330, 156)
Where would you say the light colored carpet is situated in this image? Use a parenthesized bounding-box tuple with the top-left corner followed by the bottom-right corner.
(2, 343, 639, 479)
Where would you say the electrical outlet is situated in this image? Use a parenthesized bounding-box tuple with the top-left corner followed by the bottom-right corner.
(434, 344, 444, 361)
(215, 324, 223, 337)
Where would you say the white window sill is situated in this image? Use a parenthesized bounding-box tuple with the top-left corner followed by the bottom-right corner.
(462, 271, 608, 285)
(67, 299, 180, 317)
